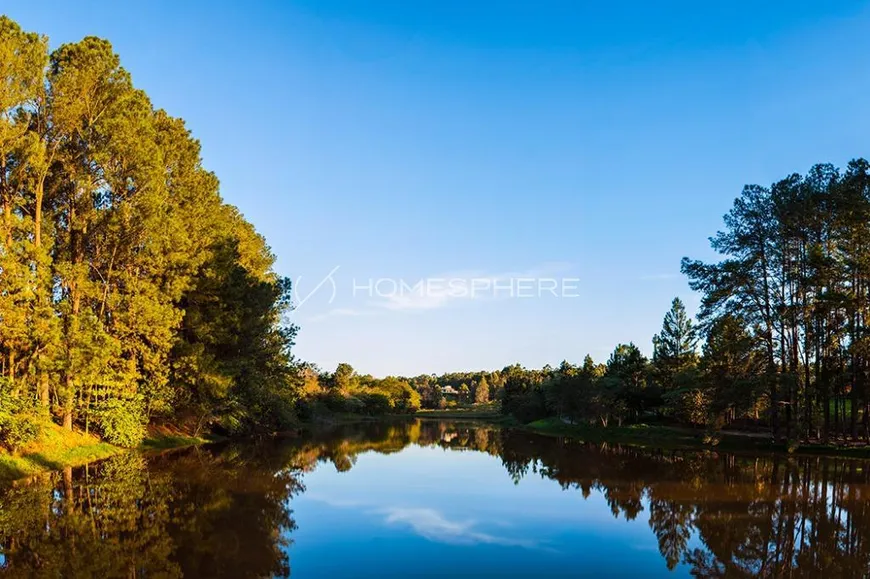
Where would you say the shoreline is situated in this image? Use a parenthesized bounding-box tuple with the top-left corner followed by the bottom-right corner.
(518, 417, 870, 459)
(0, 430, 213, 483)
(10, 412, 870, 484)
(410, 409, 870, 459)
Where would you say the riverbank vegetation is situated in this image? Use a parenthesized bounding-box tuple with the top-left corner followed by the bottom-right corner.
(0, 422, 118, 481)
(0, 17, 298, 453)
(0, 417, 216, 481)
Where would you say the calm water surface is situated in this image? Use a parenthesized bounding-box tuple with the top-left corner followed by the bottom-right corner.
(1, 420, 869, 577)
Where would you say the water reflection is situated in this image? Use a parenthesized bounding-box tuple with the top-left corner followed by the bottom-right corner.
(495, 427, 870, 578)
(380, 506, 542, 549)
(2, 421, 870, 577)
(0, 445, 302, 578)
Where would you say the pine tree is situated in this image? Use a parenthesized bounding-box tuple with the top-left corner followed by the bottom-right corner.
(0, 17, 47, 395)
(652, 297, 698, 391)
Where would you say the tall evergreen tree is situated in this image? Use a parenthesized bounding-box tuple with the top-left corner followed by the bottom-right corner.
(652, 297, 698, 390)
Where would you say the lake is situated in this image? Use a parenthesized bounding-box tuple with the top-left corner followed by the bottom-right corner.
(1, 420, 869, 577)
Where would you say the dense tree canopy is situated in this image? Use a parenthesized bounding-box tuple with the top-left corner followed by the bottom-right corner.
(0, 18, 298, 448)
(682, 160, 870, 443)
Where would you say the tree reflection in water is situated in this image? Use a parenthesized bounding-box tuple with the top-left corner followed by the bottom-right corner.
(2, 421, 870, 578)
(0, 445, 302, 578)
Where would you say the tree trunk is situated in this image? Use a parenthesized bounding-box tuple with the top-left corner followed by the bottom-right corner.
(8, 351, 15, 396)
(34, 178, 49, 407)
(62, 194, 81, 432)
(63, 376, 73, 430)
(38, 371, 49, 406)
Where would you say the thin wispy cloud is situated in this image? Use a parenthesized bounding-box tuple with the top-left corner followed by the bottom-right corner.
(303, 494, 367, 508)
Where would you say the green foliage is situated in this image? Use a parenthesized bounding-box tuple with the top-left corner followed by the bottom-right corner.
(499, 160, 870, 446)
(330, 363, 359, 393)
(662, 386, 710, 426)
(93, 396, 146, 447)
(501, 364, 548, 423)
(652, 297, 698, 391)
(405, 370, 503, 409)
(474, 376, 490, 404)
(682, 160, 870, 442)
(358, 392, 392, 415)
(297, 364, 422, 419)
(0, 17, 299, 445)
(700, 314, 765, 422)
(0, 386, 42, 451)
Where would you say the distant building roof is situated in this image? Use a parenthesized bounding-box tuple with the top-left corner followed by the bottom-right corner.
(439, 385, 459, 396)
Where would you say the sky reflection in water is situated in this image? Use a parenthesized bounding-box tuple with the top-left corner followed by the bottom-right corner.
(2, 421, 870, 578)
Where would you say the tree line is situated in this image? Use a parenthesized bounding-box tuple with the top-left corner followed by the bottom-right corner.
(497, 159, 870, 446)
(314, 159, 870, 449)
(296, 361, 505, 416)
(297, 362, 421, 417)
(0, 17, 297, 448)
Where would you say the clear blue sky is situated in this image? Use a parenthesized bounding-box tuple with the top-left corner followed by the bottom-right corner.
(8, 1, 870, 376)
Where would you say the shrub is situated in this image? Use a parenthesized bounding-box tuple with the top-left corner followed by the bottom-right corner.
(320, 390, 351, 412)
(0, 387, 44, 452)
(94, 396, 147, 447)
(360, 392, 392, 415)
(662, 387, 711, 426)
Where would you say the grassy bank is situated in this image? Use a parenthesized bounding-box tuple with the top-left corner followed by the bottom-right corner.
(523, 417, 870, 458)
(417, 409, 505, 420)
(0, 425, 213, 483)
(523, 418, 719, 449)
(139, 434, 213, 451)
(416, 403, 505, 421)
(0, 425, 122, 482)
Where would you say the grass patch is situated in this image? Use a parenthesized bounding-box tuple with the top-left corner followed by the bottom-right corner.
(139, 423, 221, 451)
(0, 424, 123, 482)
(139, 434, 210, 450)
(417, 404, 502, 420)
(0, 423, 216, 483)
